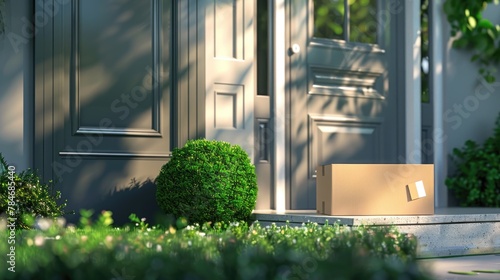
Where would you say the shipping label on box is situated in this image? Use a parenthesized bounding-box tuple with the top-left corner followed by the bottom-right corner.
(316, 164, 434, 216)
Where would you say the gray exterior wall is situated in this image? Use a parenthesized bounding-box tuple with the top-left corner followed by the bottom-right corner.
(440, 4, 500, 205)
(0, 1, 33, 171)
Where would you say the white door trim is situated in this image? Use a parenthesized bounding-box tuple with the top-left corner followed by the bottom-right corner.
(273, 0, 286, 213)
(405, 0, 422, 164)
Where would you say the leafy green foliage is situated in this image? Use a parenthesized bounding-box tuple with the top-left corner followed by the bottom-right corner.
(445, 113, 500, 206)
(0, 154, 69, 229)
(0, 211, 431, 279)
(128, 213, 149, 231)
(78, 209, 94, 229)
(444, 0, 500, 83)
(78, 209, 114, 230)
(421, 0, 431, 103)
(156, 139, 258, 225)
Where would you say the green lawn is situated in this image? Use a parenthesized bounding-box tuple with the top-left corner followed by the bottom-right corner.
(0, 212, 433, 280)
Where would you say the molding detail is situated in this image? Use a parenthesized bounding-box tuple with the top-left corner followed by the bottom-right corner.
(71, 0, 162, 134)
(309, 66, 384, 99)
(310, 38, 386, 54)
(76, 127, 162, 137)
(308, 114, 383, 178)
(59, 151, 171, 158)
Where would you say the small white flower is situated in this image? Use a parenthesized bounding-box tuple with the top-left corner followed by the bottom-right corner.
(35, 218, 52, 231)
(66, 224, 76, 230)
(230, 222, 239, 227)
(146, 242, 152, 248)
(56, 217, 66, 228)
(188, 241, 192, 246)
(34, 235, 45, 246)
(156, 244, 162, 252)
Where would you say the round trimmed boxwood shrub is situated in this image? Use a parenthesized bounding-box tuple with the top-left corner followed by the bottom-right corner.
(156, 139, 258, 225)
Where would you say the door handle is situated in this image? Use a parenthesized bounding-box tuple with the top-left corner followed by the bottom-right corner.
(290, 44, 301, 54)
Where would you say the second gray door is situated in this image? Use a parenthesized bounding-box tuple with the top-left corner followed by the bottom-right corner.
(288, 0, 401, 209)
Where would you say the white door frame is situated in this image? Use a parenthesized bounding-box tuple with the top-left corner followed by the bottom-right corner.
(406, 0, 447, 208)
(273, 0, 286, 213)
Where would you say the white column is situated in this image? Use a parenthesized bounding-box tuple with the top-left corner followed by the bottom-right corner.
(405, 1, 422, 164)
(273, 0, 286, 213)
(431, 0, 446, 208)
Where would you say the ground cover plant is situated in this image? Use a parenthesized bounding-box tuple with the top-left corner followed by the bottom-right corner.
(0, 211, 432, 280)
(446, 112, 500, 207)
(0, 153, 70, 229)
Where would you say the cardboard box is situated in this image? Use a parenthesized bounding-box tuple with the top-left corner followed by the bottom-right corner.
(316, 164, 434, 215)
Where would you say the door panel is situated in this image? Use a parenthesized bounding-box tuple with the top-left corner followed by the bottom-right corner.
(205, 0, 255, 160)
(289, 0, 399, 209)
(44, 0, 172, 223)
(64, 0, 170, 153)
(77, 1, 155, 131)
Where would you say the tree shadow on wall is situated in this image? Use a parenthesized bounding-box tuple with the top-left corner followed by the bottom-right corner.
(33, 1, 180, 227)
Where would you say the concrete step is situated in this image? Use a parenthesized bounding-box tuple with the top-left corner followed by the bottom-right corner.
(252, 208, 500, 258)
(418, 254, 500, 280)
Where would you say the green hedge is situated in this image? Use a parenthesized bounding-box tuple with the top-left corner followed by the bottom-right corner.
(0, 217, 432, 280)
(446, 113, 500, 207)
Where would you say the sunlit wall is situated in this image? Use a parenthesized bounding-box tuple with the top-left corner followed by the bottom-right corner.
(440, 3, 500, 205)
(0, 1, 33, 171)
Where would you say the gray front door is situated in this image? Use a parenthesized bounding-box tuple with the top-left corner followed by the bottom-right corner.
(35, 0, 174, 223)
(288, 0, 401, 209)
